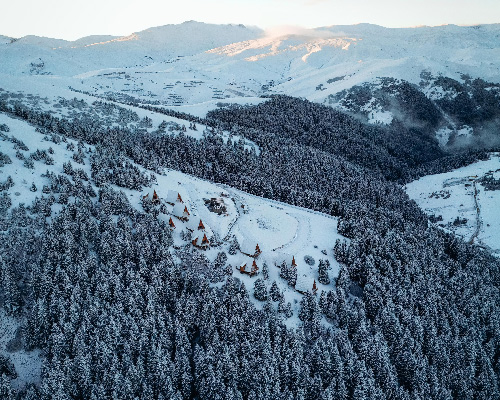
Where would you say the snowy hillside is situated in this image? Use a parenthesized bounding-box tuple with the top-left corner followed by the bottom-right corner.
(0, 93, 342, 317)
(1, 22, 500, 113)
(2, 22, 500, 151)
(0, 98, 347, 385)
(406, 152, 500, 257)
(0, 22, 261, 76)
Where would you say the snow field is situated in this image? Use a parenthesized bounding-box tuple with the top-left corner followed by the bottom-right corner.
(3, 23, 500, 119)
(406, 153, 500, 256)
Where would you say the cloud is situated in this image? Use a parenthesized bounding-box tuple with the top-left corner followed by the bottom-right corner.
(263, 25, 336, 39)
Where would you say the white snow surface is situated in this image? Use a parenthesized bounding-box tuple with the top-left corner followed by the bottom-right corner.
(0, 112, 94, 211)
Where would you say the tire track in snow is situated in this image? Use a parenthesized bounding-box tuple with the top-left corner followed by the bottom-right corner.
(469, 179, 482, 245)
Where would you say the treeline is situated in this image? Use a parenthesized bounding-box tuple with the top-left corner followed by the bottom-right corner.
(330, 77, 442, 129)
(208, 95, 458, 183)
(431, 74, 500, 127)
(0, 94, 428, 233)
(68, 86, 207, 126)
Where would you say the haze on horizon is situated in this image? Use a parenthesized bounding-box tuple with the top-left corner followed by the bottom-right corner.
(2, 0, 500, 41)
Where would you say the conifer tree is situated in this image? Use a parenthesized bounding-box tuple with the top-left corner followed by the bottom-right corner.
(318, 259, 331, 285)
(253, 278, 268, 301)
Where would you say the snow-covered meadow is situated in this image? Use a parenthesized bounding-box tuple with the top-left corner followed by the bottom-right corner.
(406, 153, 500, 256)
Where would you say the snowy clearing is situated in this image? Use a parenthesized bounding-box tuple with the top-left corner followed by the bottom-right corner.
(406, 153, 500, 256)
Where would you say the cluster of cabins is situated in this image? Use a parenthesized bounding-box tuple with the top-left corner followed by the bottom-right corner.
(145, 189, 319, 295)
(238, 242, 318, 295)
(147, 189, 213, 250)
(238, 241, 262, 277)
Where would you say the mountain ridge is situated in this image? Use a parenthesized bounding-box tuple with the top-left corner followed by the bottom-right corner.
(4, 21, 500, 43)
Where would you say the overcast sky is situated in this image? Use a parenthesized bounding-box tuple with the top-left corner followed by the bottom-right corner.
(2, 0, 499, 40)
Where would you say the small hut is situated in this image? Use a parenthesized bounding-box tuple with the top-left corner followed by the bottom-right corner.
(187, 218, 204, 232)
(238, 259, 259, 277)
(166, 191, 183, 205)
(270, 252, 294, 268)
(152, 190, 160, 204)
(186, 218, 213, 238)
(192, 233, 210, 250)
(173, 203, 190, 221)
(295, 275, 317, 295)
(239, 240, 262, 258)
(168, 217, 176, 230)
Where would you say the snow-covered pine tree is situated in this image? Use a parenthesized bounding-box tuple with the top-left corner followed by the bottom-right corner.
(253, 278, 268, 301)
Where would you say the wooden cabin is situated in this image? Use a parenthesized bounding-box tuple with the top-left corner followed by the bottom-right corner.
(238, 259, 259, 277)
(188, 218, 205, 231)
(186, 218, 212, 234)
(152, 190, 160, 204)
(239, 241, 262, 258)
(295, 275, 317, 295)
(166, 190, 184, 205)
(192, 233, 210, 250)
(173, 203, 190, 221)
(168, 217, 176, 230)
(271, 253, 295, 269)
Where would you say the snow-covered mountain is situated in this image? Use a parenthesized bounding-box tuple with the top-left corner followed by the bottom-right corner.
(2, 22, 500, 102)
(3, 21, 500, 150)
(0, 21, 262, 76)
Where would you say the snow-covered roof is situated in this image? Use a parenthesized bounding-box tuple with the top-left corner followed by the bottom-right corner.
(239, 260, 258, 274)
(173, 203, 189, 218)
(186, 217, 201, 230)
(270, 252, 295, 267)
(166, 190, 183, 204)
(192, 232, 210, 248)
(295, 274, 314, 294)
(186, 217, 197, 230)
(187, 218, 214, 237)
(239, 239, 261, 256)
